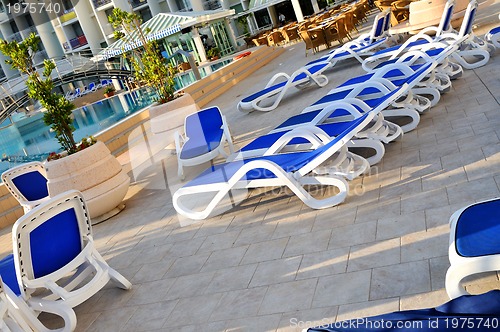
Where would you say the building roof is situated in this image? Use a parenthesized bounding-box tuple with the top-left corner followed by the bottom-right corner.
(98, 9, 234, 60)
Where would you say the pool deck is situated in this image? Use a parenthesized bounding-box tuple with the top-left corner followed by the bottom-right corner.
(1, 4, 500, 331)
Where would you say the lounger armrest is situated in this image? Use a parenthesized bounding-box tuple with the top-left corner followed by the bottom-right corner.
(372, 63, 415, 79)
(266, 72, 291, 88)
(262, 126, 330, 156)
(174, 131, 185, 156)
(221, 116, 235, 154)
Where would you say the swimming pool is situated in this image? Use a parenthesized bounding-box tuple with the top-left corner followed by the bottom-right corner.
(0, 88, 157, 174)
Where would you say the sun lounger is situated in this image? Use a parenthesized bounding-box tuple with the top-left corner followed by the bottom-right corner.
(445, 197, 500, 299)
(306, 290, 500, 331)
(172, 111, 380, 220)
(364, 0, 490, 71)
(237, 61, 331, 112)
(486, 25, 500, 49)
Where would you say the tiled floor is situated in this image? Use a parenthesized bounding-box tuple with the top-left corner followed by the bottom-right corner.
(2, 4, 500, 331)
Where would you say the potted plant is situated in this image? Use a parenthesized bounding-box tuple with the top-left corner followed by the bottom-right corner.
(0, 34, 130, 224)
(207, 47, 220, 61)
(104, 86, 115, 98)
(109, 8, 199, 137)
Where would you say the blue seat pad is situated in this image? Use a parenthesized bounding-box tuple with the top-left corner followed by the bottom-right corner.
(374, 48, 444, 69)
(308, 290, 500, 331)
(180, 129, 224, 159)
(490, 26, 500, 34)
(0, 254, 21, 296)
(241, 63, 329, 103)
(12, 171, 49, 201)
(183, 115, 368, 188)
(241, 121, 355, 152)
(455, 199, 500, 257)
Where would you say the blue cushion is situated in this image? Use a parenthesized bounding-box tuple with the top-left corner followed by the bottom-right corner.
(490, 26, 500, 35)
(30, 208, 81, 279)
(12, 171, 48, 201)
(455, 199, 500, 257)
(180, 107, 225, 159)
(184, 115, 369, 188)
(0, 254, 21, 296)
(308, 290, 500, 331)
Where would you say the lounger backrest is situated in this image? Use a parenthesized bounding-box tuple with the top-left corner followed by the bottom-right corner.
(437, 0, 456, 35)
(383, 9, 391, 32)
(185, 107, 224, 144)
(371, 10, 388, 42)
(12, 191, 91, 289)
(2, 162, 48, 202)
(459, 0, 478, 38)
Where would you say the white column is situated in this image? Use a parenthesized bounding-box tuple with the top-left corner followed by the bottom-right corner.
(267, 6, 278, 27)
(190, 0, 205, 11)
(74, 0, 103, 55)
(31, 12, 65, 58)
(0, 25, 19, 79)
(148, 0, 163, 15)
(166, 0, 178, 12)
(291, 0, 305, 22)
(225, 19, 238, 49)
(191, 28, 208, 62)
(311, 0, 320, 13)
(241, 0, 249, 10)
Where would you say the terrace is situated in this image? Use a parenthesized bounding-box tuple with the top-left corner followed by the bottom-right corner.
(0, 3, 499, 331)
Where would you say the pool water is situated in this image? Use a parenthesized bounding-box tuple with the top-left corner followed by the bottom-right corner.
(0, 88, 157, 174)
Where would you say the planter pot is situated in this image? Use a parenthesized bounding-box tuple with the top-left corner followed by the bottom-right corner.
(44, 141, 130, 224)
(104, 91, 115, 98)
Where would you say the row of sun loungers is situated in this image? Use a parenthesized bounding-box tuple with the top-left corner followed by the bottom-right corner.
(65, 79, 113, 101)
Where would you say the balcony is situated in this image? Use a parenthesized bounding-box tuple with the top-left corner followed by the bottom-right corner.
(59, 8, 76, 23)
(93, 0, 113, 9)
(9, 32, 22, 42)
(64, 35, 88, 51)
(129, 0, 147, 8)
(33, 50, 48, 64)
(203, 0, 222, 10)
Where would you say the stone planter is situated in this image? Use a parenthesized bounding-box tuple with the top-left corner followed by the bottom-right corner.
(149, 93, 200, 135)
(44, 141, 130, 224)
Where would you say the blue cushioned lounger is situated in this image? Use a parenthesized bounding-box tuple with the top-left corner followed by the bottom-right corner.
(307, 290, 500, 331)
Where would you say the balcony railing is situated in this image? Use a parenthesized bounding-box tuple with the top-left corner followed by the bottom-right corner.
(93, 0, 112, 8)
(65, 35, 88, 51)
(33, 50, 48, 64)
(59, 8, 76, 23)
(129, 0, 147, 8)
(9, 32, 22, 42)
(203, 0, 222, 10)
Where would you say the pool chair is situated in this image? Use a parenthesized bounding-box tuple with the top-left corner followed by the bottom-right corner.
(0, 276, 76, 332)
(486, 25, 500, 49)
(364, 0, 490, 71)
(232, 101, 384, 177)
(305, 290, 500, 332)
(445, 197, 500, 299)
(10, 190, 131, 308)
(340, 62, 445, 107)
(175, 106, 234, 179)
(303, 73, 426, 133)
(237, 61, 331, 112)
(1, 162, 50, 213)
(172, 112, 378, 220)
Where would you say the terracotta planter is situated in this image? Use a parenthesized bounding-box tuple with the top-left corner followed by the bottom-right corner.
(104, 91, 115, 98)
(44, 141, 130, 224)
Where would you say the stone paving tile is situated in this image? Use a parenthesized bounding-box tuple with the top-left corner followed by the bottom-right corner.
(328, 221, 377, 249)
(210, 287, 268, 321)
(205, 264, 257, 294)
(429, 255, 450, 291)
(163, 253, 210, 278)
(198, 230, 242, 253)
(283, 229, 332, 258)
(121, 301, 178, 332)
(296, 247, 349, 280)
(201, 245, 249, 272)
(336, 298, 400, 322)
(164, 293, 223, 327)
(233, 223, 277, 247)
(249, 256, 302, 288)
(347, 238, 401, 272)
(277, 307, 338, 332)
(125, 278, 176, 306)
(312, 270, 372, 308)
(370, 261, 431, 300)
(164, 271, 215, 301)
(259, 278, 318, 315)
(446, 176, 500, 206)
(401, 225, 449, 262)
(376, 211, 426, 240)
(223, 314, 282, 332)
(241, 237, 289, 265)
(400, 289, 449, 311)
(84, 306, 137, 332)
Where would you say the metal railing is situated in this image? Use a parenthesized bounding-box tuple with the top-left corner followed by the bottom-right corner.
(9, 32, 22, 42)
(203, 0, 222, 10)
(69, 35, 88, 50)
(129, 0, 147, 8)
(93, 0, 113, 8)
(59, 8, 76, 23)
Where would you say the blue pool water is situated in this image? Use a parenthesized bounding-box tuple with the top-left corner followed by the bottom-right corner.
(0, 88, 157, 174)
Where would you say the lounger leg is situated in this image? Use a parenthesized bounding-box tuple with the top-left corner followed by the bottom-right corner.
(348, 138, 386, 166)
(446, 259, 500, 299)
